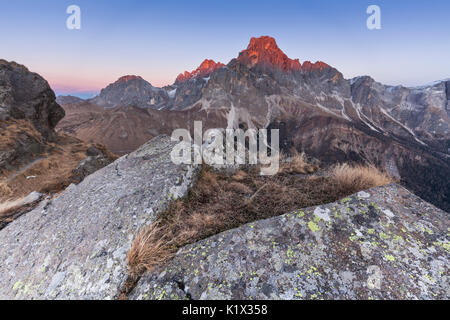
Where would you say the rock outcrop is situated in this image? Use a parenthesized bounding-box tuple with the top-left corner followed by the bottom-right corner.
(0, 60, 64, 140)
(130, 184, 449, 300)
(71, 145, 118, 184)
(0, 136, 198, 299)
(0, 59, 66, 173)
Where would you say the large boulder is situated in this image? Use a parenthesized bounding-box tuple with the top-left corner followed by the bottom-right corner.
(0, 60, 64, 140)
(130, 184, 449, 300)
(0, 136, 198, 299)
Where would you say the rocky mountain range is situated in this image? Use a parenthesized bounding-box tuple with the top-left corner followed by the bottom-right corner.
(56, 36, 450, 212)
(0, 51, 448, 300)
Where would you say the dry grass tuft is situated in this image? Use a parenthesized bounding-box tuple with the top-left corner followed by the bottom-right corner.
(127, 160, 394, 278)
(127, 222, 180, 277)
(332, 163, 393, 193)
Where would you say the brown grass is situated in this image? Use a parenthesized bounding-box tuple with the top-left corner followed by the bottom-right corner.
(331, 163, 393, 193)
(0, 182, 12, 199)
(0, 119, 43, 148)
(280, 151, 319, 174)
(1, 132, 117, 203)
(128, 159, 393, 277)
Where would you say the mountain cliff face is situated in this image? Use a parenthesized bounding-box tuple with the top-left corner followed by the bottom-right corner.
(56, 36, 450, 211)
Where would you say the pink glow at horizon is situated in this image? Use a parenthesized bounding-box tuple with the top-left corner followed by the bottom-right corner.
(26, 58, 180, 95)
(39, 69, 176, 94)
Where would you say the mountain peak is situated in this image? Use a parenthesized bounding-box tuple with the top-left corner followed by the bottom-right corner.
(238, 36, 302, 72)
(116, 75, 144, 83)
(237, 36, 331, 73)
(248, 36, 278, 50)
(175, 59, 225, 84)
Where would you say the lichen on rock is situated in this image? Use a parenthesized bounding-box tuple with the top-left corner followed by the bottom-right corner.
(130, 184, 449, 300)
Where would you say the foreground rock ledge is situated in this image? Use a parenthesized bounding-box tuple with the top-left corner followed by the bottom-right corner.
(131, 184, 449, 300)
(0, 136, 198, 299)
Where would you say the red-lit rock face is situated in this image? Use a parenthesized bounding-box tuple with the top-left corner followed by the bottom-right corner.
(238, 36, 301, 72)
(175, 59, 225, 83)
(237, 36, 330, 73)
(301, 60, 330, 72)
(174, 36, 331, 84)
(116, 75, 143, 83)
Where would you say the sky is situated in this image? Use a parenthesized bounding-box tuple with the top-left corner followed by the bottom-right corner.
(1, 0, 449, 98)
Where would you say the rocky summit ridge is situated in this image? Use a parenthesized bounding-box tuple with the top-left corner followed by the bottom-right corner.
(237, 36, 330, 72)
(176, 59, 225, 84)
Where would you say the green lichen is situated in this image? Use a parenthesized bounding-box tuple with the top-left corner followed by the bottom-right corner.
(308, 221, 320, 232)
(12, 281, 23, 291)
(424, 274, 435, 283)
(379, 232, 390, 240)
(297, 211, 305, 218)
(349, 233, 359, 241)
(384, 254, 395, 262)
(286, 247, 295, 258)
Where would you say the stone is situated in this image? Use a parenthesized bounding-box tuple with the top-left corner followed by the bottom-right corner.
(0, 59, 64, 140)
(0, 135, 199, 299)
(130, 184, 449, 300)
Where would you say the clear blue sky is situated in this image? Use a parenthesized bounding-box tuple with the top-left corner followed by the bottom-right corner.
(1, 0, 449, 97)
